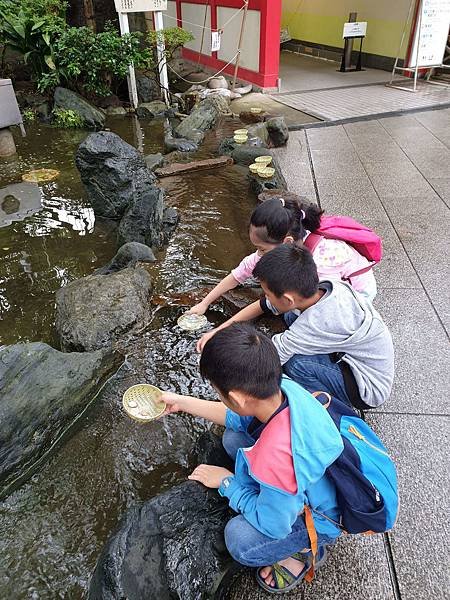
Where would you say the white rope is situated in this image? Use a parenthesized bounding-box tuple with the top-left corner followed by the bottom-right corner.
(166, 51, 240, 84)
(163, 3, 245, 33)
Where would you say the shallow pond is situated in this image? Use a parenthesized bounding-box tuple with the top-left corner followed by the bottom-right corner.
(0, 116, 256, 598)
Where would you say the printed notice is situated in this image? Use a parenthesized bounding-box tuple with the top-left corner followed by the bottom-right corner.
(343, 22, 367, 38)
(211, 31, 222, 52)
(409, 0, 450, 67)
(114, 0, 167, 12)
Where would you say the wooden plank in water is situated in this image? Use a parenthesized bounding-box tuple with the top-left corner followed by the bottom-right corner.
(155, 156, 233, 177)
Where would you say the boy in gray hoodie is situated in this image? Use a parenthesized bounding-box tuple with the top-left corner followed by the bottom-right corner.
(197, 245, 394, 409)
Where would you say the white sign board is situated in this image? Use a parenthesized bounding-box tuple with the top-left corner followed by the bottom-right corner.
(343, 21, 367, 38)
(211, 31, 222, 52)
(409, 0, 450, 67)
(114, 0, 167, 12)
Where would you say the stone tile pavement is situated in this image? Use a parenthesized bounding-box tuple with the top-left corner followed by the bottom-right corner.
(227, 108, 450, 599)
(272, 83, 450, 122)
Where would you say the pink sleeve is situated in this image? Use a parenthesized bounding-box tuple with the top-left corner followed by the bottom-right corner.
(231, 251, 261, 284)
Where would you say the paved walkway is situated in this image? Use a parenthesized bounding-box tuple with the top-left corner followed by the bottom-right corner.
(272, 82, 450, 122)
(229, 108, 450, 599)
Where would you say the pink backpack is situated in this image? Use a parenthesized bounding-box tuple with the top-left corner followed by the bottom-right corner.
(303, 215, 382, 280)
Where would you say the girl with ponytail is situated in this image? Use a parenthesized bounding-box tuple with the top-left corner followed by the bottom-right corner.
(189, 192, 376, 315)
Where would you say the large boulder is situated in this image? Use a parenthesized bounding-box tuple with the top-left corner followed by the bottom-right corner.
(175, 95, 230, 144)
(117, 186, 165, 248)
(136, 101, 167, 118)
(75, 131, 156, 220)
(136, 74, 161, 103)
(0, 343, 120, 498)
(88, 433, 235, 600)
(247, 117, 289, 148)
(54, 87, 105, 130)
(94, 242, 156, 275)
(55, 267, 152, 352)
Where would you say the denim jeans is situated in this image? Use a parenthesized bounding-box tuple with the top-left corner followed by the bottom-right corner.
(283, 353, 351, 406)
(222, 430, 338, 567)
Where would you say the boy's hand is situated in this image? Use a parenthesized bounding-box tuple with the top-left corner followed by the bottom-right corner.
(161, 391, 185, 415)
(188, 464, 233, 488)
(196, 328, 218, 353)
(187, 301, 208, 316)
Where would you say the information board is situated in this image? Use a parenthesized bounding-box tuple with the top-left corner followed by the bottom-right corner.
(114, 0, 167, 13)
(342, 21, 367, 38)
(409, 0, 450, 67)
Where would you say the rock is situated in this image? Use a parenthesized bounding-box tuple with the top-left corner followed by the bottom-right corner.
(162, 206, 179, 241)
(222, 287, 263, 313)
(136, 74, 160, 103)
(208, 75, 229, 90)
(88, 436, 234, 600)
(54, 87, 105, 130)
(247, 121, 270, 146)
(106, 106, 127, 116)
(239, 111, 267, 124)
(144, 152, 165, 171)
(248, 157, 287, 195)
(136, 101, 167, 118)
(75, 131, 156, 219)
(164, 120, 198, 153)
(231, 146, 272, 166)
(200, 88, 232, 101)
(233, 83, 252, 95)
(35, 102, 51, 122)
(217, 137, 266, 159)
(0, 343, 120, 497)
(94, 242, 156, 275)
(266, 116, 289, 147)
(96, 94, 123, 109)
(174, 95, 230, 144)
(0, 128, 16, 157)
(117, 185, 165, 248)
(55, 267, 152, 352)
(245, 117, 289, 148)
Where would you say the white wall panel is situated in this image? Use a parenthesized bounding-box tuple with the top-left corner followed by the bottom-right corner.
(217, 7, 260, 72)
(180, 3, 212, 55)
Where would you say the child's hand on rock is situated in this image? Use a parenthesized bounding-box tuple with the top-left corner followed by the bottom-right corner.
(188, 464, 233, 489)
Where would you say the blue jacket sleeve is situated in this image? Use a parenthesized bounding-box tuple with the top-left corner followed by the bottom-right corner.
(219, 474, 305, 540)
(225, 409, 253, 433)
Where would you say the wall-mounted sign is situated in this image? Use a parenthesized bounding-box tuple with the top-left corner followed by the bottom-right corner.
(409, 0, 450, 67)
(211, 31, 222, 52)
(343, 21, 367, 38)
(114, 0, 167, 13)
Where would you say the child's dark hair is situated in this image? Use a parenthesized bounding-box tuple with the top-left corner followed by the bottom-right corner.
(252, 191, 323, 243)
(253, 244, 319, 298)
(199, 323, 282, 399)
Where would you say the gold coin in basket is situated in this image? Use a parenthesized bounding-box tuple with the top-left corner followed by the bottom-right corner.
(122, 384, 166, 423)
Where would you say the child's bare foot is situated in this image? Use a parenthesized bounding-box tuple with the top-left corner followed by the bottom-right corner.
(259, 555, 306, 588)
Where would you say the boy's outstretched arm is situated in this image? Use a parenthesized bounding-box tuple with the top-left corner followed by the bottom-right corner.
(188, 274, 239, 315)
(162, 391, 227, 425)
(196, 300, 264, 352)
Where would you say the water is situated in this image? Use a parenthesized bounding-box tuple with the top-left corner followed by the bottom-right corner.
(0, 116, 255, 598)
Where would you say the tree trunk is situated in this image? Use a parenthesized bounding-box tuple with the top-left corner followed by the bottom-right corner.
(83, 0, 96, 32)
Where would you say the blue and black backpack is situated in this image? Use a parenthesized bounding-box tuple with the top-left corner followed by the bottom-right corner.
(313, 391, 399, 534)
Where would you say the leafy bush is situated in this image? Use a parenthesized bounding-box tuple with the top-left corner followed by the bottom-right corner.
(0, 0, 66, 84)
(142, 27, 194, 87)
(52, 108, 85, 128)
(22, 108, 37, 123)
(47, 23, 147, 97)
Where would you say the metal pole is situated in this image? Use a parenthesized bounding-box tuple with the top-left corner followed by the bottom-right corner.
(154, 10, 170, 106)
(343, 12, 357, 71)
(118, 12, 138, 109)
(231, 0, 249, 91)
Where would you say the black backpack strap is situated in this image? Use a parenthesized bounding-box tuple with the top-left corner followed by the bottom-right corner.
(330, 353, 371, 411)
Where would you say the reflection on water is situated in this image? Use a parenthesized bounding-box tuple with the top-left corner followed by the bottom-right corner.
(0, 115, 256, 598)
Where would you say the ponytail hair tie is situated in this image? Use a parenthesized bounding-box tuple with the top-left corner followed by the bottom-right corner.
(300, 209, 306, 220)
(279, 198, 285, 207)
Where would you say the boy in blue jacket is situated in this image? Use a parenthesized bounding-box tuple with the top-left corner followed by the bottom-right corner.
(161, 324, 344, 593)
